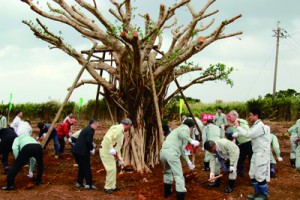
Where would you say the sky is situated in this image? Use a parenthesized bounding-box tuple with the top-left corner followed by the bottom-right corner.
(0, 0, 299, 105)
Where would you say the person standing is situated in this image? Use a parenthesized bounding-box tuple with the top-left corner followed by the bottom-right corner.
(10, 111, 23, 132)
(233, 107, 271, 200)
(0, 128, 18, 174)
(213, 107, 227, 138)
(160, 119, 200, 200)
(72, 119, 98, 189)
(287, 121, 299, 168)
(204, 138, 239, 193)
(2, 134, 44, 190)
(266, 126, 283, 178)
(202, 119, 222, 171)
(100, 118, 132, 194)
(57, 118, 76, 154)
(0, 111, 7, 129)
(227, 110, 252, 177)
(37, 122, 60, 158)
(289, 119, 300, 172)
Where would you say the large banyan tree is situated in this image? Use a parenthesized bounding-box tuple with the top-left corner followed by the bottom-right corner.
(21, 0, 242, 172)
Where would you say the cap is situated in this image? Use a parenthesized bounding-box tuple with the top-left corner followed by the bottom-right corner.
(183, 118, 194, 128)
(121, 118, 132, 125)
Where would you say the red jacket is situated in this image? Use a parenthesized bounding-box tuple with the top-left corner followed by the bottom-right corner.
(57, 121, 71, 139)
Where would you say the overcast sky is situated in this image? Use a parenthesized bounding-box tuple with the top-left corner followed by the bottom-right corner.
(0, 0, 299, 105)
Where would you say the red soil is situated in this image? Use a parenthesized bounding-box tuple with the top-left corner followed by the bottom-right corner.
(1, 120, 300, 199)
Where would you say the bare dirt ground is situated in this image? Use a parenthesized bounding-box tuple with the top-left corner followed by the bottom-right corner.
(1, 120, 300, 200)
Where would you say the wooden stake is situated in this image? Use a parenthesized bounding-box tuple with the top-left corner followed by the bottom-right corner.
(174, 78, 202, 141)
(42, 43, 97, 148)
(148, 58, 164, 149)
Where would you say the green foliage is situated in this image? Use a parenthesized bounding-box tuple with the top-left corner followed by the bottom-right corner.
(247, 89, 300, 121)
(203, 63, 234, 87)
(84, 99, 112, 120)
(2, 89, 299, 123)
(265, 89, 300, 98)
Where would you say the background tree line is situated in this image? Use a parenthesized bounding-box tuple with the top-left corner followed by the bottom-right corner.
(1, 89, 299, 123)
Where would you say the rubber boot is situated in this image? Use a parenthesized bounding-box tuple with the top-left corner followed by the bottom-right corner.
(247, 182, 259, 199)
(202, 162, 210, 171)
(254, 184, 268, 200)
(224, 179, 235, 193)
(164, 183, 173, 198)
(176, 192, 185, 200)
(290, 159, 296, 168)
(270, 163, 276, 178)
(208, 177, 221, 187)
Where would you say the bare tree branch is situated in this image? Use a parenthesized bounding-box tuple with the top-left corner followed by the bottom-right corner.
(68, 79, 98, 90)
(165, 73, 217, 103)
(174, 66, 203, 76)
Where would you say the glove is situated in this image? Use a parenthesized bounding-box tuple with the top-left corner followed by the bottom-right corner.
(68, 138, 72, 143)
(109, 148, 117, 156)
(36, 137, 39, 141)
(27, 171, 33, 178)
(229, 165, 236, 173)
(187, 161, 195, 170)
(118, 159, 125, 166)
(202, 146, 205, 151)
(43, 133, 47, 138)
(90, 149, 95, 155)
(294, 137, 299, 143)
(232, 132, 239, 138)
(190, 140, 200, 147)
(209, 172, 215, 180)
(277, 157, 283, 162)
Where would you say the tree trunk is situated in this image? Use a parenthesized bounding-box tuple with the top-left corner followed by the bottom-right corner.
(121, 102, 164, 173)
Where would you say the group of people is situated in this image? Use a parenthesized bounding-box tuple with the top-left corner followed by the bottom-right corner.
(0, 107, 299, 200)
(0, 110, 133, 195)
(161, 107, 287, 200)
(0, 111, 44, 190)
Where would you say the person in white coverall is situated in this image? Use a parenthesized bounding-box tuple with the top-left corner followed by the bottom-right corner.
(213, 106, 227, 138)
(160, 119, 200, 200)
(202, 119, 222, 171)
(204, 138, 239, 193)
(289, 119, 300, 172)
(0, 111, 7, 129)
(287, 120, 299, 168)
(233, 107, 270, 200)
(99, 118, 132, 194)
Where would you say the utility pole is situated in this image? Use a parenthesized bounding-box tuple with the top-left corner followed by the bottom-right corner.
(272, 21, 289, 96)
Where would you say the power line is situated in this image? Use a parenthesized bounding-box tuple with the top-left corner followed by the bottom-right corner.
(243, 47, 273, 101)
(272, 21, 290, 96)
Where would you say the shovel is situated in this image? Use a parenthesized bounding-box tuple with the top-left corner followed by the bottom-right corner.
(198, 174, 223, 185)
